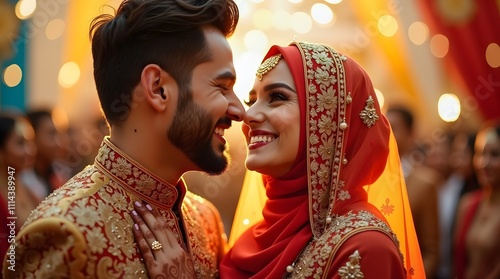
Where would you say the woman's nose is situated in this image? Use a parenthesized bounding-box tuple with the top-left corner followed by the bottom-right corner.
(242, 104, 264, 125)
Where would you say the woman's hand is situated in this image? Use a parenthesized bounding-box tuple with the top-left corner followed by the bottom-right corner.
(131, 201, 196, 279)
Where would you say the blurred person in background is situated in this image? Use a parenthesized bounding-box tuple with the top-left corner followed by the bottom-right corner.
(0, 114, 40, 276)
(454, 121, 500, 279)
(433, 132, 480, 279)
(386, 106, 441, 278)
(21, 109, 71, 201)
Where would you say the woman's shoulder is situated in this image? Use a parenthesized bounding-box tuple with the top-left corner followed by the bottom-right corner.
(289, 210, 405, 278)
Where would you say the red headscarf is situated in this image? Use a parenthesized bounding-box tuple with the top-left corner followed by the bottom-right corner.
(221, 42, 424, 278)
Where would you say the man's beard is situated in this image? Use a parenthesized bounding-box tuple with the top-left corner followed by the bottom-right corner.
(168, 95, 229, 175)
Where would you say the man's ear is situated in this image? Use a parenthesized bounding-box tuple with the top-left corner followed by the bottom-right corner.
(140, 64, 170, 112)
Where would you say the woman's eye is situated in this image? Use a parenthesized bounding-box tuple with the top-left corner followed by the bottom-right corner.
(244, 99, 256, 107)
(269, 91, 288, 103)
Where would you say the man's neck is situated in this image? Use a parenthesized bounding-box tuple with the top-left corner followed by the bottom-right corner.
(108, 131, 190, 186)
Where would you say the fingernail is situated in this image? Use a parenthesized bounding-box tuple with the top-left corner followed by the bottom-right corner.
(132, 210, 138, 216)
(134, 223, 139, 231)
(134, 201, 142, 207)
(146, 204, 153, 211)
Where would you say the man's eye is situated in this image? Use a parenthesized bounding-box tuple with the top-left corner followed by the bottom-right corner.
(218, 85, 229, 91)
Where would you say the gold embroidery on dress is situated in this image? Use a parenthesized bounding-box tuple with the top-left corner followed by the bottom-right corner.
(256, 54, 282, 80)
(359, 96, 379, 128)
(288, 210, 401, 279)
(338, 250, 364, 279)
(296, 42, 352, 236)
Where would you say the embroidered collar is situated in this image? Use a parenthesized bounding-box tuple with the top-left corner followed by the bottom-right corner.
(94, 136, 184, 210)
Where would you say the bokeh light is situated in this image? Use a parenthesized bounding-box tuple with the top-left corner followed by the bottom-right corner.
(408, 21, 429, 45)
(15, 0, 36, 20)
(378, 15, 398, 37)
(485, 43, 500, 68)
(58, 62, 81, 88)
(290, 12, 312, 34)
(45, 18, 66, 40)
(244, 30, 269, 52)
(3, 64, 23, 87)
(311, 3, 334, 25)
(438, 93, 461, 122)
(430, 34, 450, 58)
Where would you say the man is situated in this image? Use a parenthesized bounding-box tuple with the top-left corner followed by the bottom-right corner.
(3, 0, 243, 278)
(386, 106, 441, 279)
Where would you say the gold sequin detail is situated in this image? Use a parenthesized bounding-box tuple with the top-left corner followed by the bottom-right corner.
(256, 54, 282, 80)
(338, 250, 364, 279)
(359, 96, 379, 128)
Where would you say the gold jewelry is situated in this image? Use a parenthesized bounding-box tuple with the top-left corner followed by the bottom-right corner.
(256, 54, 282, 80)
(151, 240, 162, 251)
(359, 95, 379, 128)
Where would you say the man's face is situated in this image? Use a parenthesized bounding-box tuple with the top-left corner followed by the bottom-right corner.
(168, 27, 243, 175)
(386, 111, 412, 155)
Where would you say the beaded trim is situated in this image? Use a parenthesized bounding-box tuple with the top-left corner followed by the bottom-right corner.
(256, 54, 282, 80)
(294, 42, 349, 238)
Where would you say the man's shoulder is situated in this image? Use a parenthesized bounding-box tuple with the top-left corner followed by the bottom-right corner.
(22, 165, 112, 227)
(406, 165, 443, 189)
(8, 164, 145, 279)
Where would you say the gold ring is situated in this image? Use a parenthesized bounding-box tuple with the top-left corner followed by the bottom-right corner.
(151, 240, 162, 251)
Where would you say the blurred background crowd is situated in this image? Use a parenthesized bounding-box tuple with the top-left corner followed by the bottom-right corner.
(1, 0, 499, 278)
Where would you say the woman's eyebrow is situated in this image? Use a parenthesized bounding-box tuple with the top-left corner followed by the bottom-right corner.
(263, 82, 296, 93)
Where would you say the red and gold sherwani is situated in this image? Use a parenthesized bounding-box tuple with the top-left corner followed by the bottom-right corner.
(3, 137, 227, 279)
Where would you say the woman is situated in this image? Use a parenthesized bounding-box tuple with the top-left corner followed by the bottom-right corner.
(453, 121, 500, 279)
(0, 114, 39, 267)
(131, 42, 424, 278)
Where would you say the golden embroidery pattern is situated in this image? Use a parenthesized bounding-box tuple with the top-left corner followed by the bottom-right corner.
(96, 139, 222, 278)
(296, 42, 349, 237)
(288, 210, 402, 279)
(338, 250, 364, 279)
(9, 139, 224, 279)
(359, 96, 379, 128)
(256, 54, 282, 80)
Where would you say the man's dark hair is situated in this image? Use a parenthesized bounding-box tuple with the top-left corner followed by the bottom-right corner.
(387, 106, 414, 132)
(89, 0, 239, 125)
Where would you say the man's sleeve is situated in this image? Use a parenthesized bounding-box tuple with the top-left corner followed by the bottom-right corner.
(3, 217, 88, 279)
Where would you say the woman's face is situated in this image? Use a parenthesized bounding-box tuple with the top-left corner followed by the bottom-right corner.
(2, 120, 32, 171)
(474, 128, 500, 187)
(242, 59, 300, 178)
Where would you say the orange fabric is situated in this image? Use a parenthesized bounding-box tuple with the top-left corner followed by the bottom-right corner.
(221, 42, 423, 278)
(366, 131, 424, 278)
